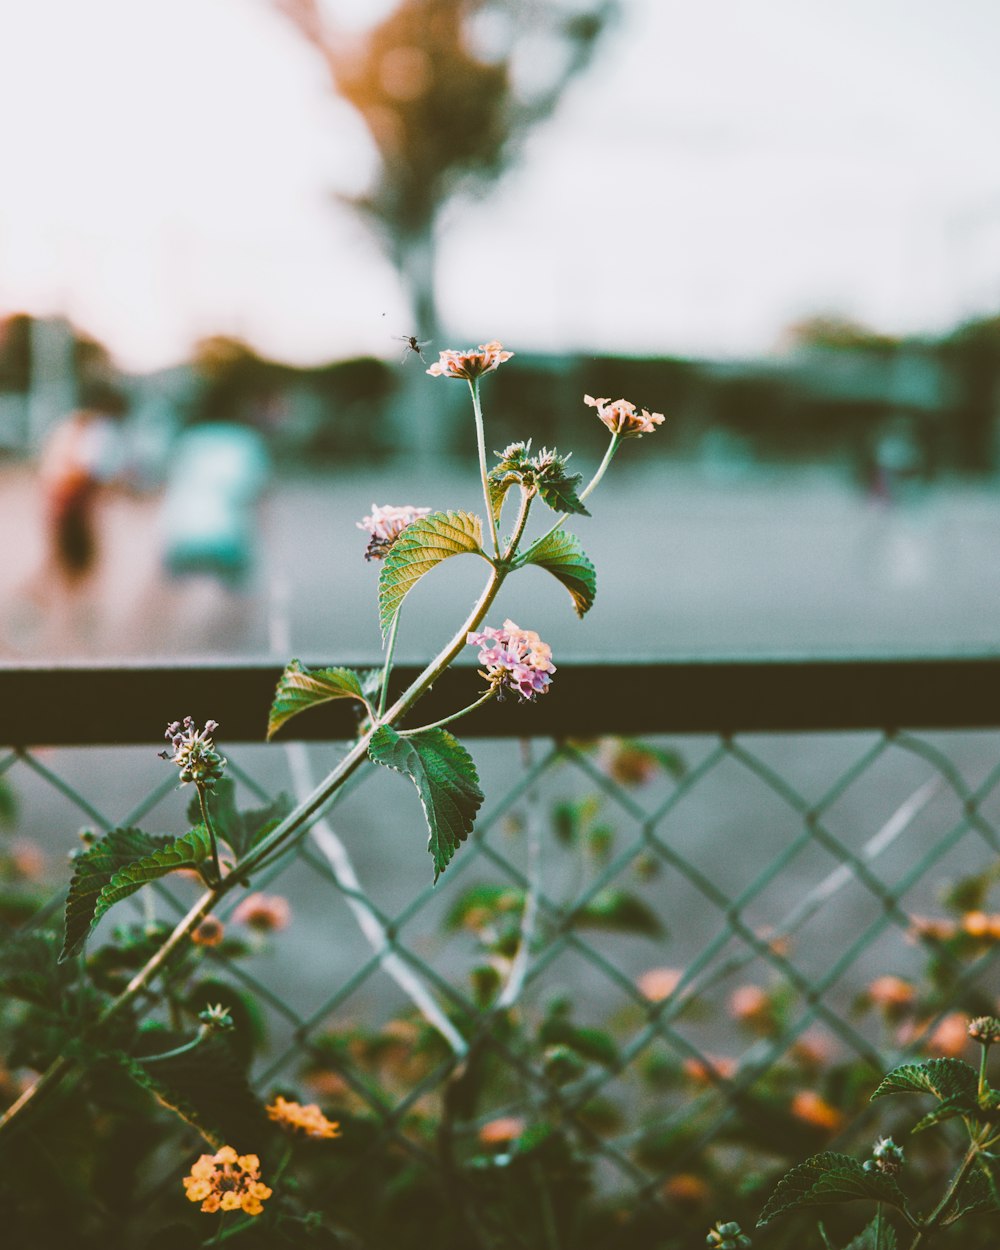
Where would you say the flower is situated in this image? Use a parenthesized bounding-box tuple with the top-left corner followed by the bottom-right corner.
(159, 717, 227, 789)
(232, 892, 291, 933)
(584, 394, 664, 438)
(865, 974, 915, 1017)
(864, 1135, 905, 1175)
(662, 1172, 709, 1208)
(729, 984, 775, 1032)
(636, 967, 682, 1003)
(357, 503, 431, 560)
(478, 1115, 525, 1145)
(426, 340, 513, 380)
(182, 1145, 272, 1215)
(968, 1015, 1000, 1045)
(927, 1011, 971, 1057)
(790, 1090, 844, 1133)
(466, 619, 555, 701)
(192, 916, 225, 947)
(706, 1220, 752, 1249)
(266, 1095, 341, 1139)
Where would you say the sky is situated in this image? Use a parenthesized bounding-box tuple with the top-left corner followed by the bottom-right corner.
(1, 0, 1000, 371)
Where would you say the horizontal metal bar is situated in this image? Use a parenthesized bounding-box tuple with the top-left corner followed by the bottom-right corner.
(3, 654, 1000, 745)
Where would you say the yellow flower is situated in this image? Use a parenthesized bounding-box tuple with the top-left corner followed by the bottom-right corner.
(181, 1145, 273, 1216)
(266, 1095, 341, 1140)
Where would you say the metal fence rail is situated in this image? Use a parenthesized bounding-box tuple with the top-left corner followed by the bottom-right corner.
(3, 656, 1000, 1223)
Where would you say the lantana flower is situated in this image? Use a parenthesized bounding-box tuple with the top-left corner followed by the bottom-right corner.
(182, 1145, 272, 1215)
(584, 394, 664, 438)
(426, 340, 513, 381)
(232, 892, 291, 933)
(159, 717, 227, 789)
(191, 915, 225, 947)
(357, 503, 431, 561)
(266, 1095, 341, 1139)
(467, 619, 555, 701)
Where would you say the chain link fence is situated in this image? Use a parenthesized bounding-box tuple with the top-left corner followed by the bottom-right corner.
(3, 657, 1000, 1231)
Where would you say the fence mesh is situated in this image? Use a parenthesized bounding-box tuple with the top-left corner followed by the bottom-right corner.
(4, 701, 1000, 1220)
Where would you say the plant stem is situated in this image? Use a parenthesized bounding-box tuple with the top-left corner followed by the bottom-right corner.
(518, 433, 621, 560)
(470, 377, 501, 557)
(503, 486, 535, 562)
(399, 686, 498, 735)
(379, 610, 401, 718)
(911, 1140, 982, 1245)
(197, 782, 223, 885)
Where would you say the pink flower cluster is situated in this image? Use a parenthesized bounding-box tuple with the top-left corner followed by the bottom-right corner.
(357, 503, 431, 559)
(467, 619, 556, 701)
(426, 340, 513, 381)
(584, 394, 665, 438)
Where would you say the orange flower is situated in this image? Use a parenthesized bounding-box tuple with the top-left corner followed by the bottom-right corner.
(478, 1115, 525, 1145)
(192, 916, 224, 947)
(790, 1090, 844, 1133)
(637, 967, 682, 1003)
(232, 893, 291, 933)
(729, 984, 774, 1031)
(266, 1096, 341, 1140)
(182, 1145, 272, 1216)
(683, 1055, 737, 1085)
(584, 394, 664, 438)
(927, 1012, 970, 1057)
(662, 1172, 709, 1208)
(426, 340, 513, 380)
(866, 975, 915, 1011)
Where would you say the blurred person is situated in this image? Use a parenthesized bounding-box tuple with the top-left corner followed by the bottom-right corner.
(14, 385, 130, 651)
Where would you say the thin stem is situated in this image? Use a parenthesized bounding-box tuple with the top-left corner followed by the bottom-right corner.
(496, 739, 541, 1010)
(470, 377, 501, 557)
(400, 686, 498, 736)
(198, 783, 223, 885)
(914, 1140, 982, 1241)
(379, 610, 402, 718)
(503, 486, 535, 562)
(978, 1043, 990, 1100)
(518, 433, 621, 560)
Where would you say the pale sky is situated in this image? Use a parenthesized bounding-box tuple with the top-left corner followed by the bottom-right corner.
(1, 0, 1000, 370)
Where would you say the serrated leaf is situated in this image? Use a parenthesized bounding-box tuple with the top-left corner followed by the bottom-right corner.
(368, 725, 483, 879)
(61, 826, 170, 962)
(757, 1153, 907, 1227)
(488, 469, 522, 525)
(871, 1058, 978, 1107)
(378, 510, 484, 640)
(537, 465, 590, 517)
(571, 888, 664, 938)
(188, 777, 291, 860)
(62, 825, 213, 962)
(268, 659, 369, 739)
(911, 1096, 974, 1133)
(119, 1033, 266, 1149)
(941, 1165, 999, 1223)
(842, 1216, 899, 1250)
(522, 528, 596, 618)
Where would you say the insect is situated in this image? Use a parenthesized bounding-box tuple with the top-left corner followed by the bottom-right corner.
(395, 334, 431, 364)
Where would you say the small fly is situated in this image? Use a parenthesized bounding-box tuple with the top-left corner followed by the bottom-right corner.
(395, 334, 431, 364)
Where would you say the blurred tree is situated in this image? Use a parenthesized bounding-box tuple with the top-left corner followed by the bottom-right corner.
(271, 0, 619, 343)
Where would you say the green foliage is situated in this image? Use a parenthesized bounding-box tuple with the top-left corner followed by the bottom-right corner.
(534, 452, 590, 516)
(538, 1016, 619, 1068)
(61, 824, 212, 962)
(757, 1153, 907, 1226)
(521, 527, 596, 617)
(119, 1031, 267, 1149)
(268, 659, 370, 739)
(840, 1216, 899, 1250)
(378, 510, 485, 640)
(570, 887, 665, 938)
(0, 929, 67, 1007)
(368, 725, 483, 879)
(186, 775, 291, 860)
(870, 1057, 978, 1108)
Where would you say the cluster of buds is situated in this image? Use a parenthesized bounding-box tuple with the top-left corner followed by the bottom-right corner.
(863, 1135, 905, 1176)
(467, 619, 556, 701)
(706, 1221, 751, 1250)
(266, 1095, 341, 1140)
(426, 340, 513, 380)
(357, 503, 431, 561)
(584, 393, 664, 438)
(968, 1015, 1000, 1046)
(159, 717, 226, 788)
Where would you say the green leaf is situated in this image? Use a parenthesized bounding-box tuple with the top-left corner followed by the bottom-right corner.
(61, 826, 170, 962)
(536, 462, 590, 517)
(570, 888, 664, 938)
(0, 930, 66, 1006)
(538, 1018, 619, 1068)
(378, 510, 484, 641)
(188, 776, 291, 860)
(445, 883, 524, 930)
(268, 659, 369, 739)
(521, 528, 596, 618)
(368, 725, 483, 880)
(757, 1153, 907, 1227)
(842, 1216, 899, 1250)
(119, 1033, 267, 1149)
(61, 825, 213, 962)
(940, 1165, 999, 1223)
(871, 1058, 979, 1106)
(911, 1096, 976, 1133)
